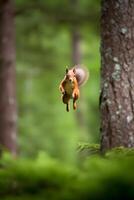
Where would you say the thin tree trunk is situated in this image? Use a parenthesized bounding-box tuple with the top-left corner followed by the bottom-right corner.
(71, 0, 81, 65)
(71, 26, 88, 134)
(100, 0, 134, 152)
(72, 26, 81, 65)
(71, 27, 84, 123)
(0, 0, 17, 155)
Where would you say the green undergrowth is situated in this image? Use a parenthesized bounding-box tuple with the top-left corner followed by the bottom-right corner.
(0, 145, 134, 200)
(77, 143, 100, 158)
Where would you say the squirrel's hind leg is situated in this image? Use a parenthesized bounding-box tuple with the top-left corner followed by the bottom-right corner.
(72, 91, 79, 110)
(66, 103, 70, 112)
(73, 99, 77, 110)
(62, 93, 70, 112)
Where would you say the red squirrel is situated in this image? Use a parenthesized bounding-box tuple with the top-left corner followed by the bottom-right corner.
(59, 65, 89, 112)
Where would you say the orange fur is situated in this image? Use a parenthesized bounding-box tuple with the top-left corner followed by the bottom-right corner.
(59, 67, 87, 112)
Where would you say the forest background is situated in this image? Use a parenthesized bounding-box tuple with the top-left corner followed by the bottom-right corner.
(0, 1, 134, 199)
(16, 0, 100, 161)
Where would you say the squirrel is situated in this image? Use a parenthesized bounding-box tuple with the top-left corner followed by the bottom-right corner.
(59, 65, 89, 112)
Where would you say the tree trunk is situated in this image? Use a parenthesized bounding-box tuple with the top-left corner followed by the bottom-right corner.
(0, 0, 17, 155)
(71, 26, 81, 65)
(70, 0, 81, 65)
(71, 26, 89, 140)
(71, 27, 86, 128)
(100, 0, 134, 152)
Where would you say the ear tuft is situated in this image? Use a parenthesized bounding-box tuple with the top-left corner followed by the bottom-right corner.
(73, 68, 76, 74)
(66, 67, 69, 74)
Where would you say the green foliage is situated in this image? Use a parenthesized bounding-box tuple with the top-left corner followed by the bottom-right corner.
(15, 0, 100, 26)
(106, 147, 134, 158)
(0, 149, 134, 200)
(77, 143, 100, 161)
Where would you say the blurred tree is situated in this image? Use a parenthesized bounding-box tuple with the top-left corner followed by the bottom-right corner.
(70, 0, 85, 130)
(100, 0, 134, 151)
(0, 0, 17, 155)
(70, 0, 81, 65)
(71, 26, 81, 65)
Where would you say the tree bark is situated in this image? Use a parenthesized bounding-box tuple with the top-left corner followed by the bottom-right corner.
(0, 0, 17, 155)
(100, 0, 134, 152)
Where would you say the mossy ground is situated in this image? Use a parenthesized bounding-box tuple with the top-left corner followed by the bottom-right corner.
(0, 145, 134, 200)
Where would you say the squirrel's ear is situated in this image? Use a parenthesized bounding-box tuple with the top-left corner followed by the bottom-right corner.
(66, 67, 69, 74)
(73, 68, 76, 74)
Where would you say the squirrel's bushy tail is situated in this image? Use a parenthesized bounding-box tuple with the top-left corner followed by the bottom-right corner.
(74, 65, 89, 86)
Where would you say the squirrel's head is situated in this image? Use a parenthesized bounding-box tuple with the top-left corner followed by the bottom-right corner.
(65, 67, 76, 83)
